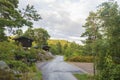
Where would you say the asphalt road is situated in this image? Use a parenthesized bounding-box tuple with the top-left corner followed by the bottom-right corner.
(37, 56, 84, 80)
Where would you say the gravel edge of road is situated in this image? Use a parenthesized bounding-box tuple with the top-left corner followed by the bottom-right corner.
(67, 62, 89, 74)
(68, 62, 93, 75)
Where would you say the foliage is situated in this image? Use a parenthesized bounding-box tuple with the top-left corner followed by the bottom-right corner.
(0, 41, 42, 79)
(49, 40, 83, 57)
(48, 39, 70, 45)
(32, 70, 42, 80)
(23, 28, 50, 47)
(74, 74, 94, 80)
(0, 69, 14, 80)
(81, 11, 101, 56)
(81, 1, 120, 80)
(0, 41, 17, 60)
(27, 48, 38, 59)
(14, 29, 23, 36)
(7, 60, 30, 73)
(0, 0, 41, 41)
(55, 42, 62, 54)
(66, 56, 93, 62)
(49, 40, 92, 62)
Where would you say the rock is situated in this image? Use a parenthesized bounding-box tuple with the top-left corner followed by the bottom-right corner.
(0, 61, 9, 70)
(38, 51, 54, 61)
(38, 53, 46, 61)
(44, 51, 54, 59)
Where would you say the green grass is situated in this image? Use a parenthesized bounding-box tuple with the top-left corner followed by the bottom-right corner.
(74, 74, 94, 80)
(32, 71, 42, 80)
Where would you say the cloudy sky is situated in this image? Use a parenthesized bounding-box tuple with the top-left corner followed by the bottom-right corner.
(19, 0, 120, 44)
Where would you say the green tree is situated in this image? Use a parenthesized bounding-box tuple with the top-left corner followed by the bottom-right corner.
(98, 1, 120, 59)
(49, 40, 84, 56)
(24, 28, 50, 47)
(62, 43, 68, 55)
(82, 1, 120, 80)
(81, 11, 101, 55)
(15, 29, 23, 36)
(23, 28, 34, 38)
(56, 42, 62, 55)
(0, 0, 41, 41)
(96, 1, 120, 80)
(50, 44, 58, 55)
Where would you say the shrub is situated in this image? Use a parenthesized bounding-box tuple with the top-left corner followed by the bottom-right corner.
(74, 74, 94, 80)
(7, 60, 30, 73)
(0, 41, 17, 60)
(29, 64, 37, 72)
(0, 69, 14, 80)
(14, 49, 26, 60)
(66, 55, 93, 62)
(0, 41, 42, 80)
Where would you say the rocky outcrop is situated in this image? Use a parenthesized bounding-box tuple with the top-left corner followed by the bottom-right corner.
(0, 61, 10, 70)
(38, 51, 54, 61)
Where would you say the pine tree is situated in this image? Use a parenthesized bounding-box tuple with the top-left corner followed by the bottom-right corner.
(0, 0, 41, 41)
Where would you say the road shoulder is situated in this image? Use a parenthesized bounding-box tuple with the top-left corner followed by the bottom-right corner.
(68, 62, 93, 75)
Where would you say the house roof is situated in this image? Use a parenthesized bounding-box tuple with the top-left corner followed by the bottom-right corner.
(13, 36, 33, 42)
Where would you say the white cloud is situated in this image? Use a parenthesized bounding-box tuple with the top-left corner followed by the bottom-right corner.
(19, 0, 120, 44)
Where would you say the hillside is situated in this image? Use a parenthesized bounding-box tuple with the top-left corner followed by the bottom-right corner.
(48, 39, 70, 46)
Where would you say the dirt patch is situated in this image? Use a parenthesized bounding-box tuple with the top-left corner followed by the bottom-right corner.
(69, 62, 94, 75)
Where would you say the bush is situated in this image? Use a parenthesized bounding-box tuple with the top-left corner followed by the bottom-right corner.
(7, 60, 30, 73)
(29, 64, 37, 72)
(66, 55, 93, 62)
(96, 55, 120, 80)
(26, 48, 38, 60)
(14, 49, 26, 60)
(0, 41, 42, 80)
(0, 69, 14, 80)
(74, 74, 94, 80)
(0, 41, 17, 60)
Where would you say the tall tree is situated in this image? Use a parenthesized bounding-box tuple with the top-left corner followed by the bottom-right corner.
(81, 1, 120, 80)
(97, 2, 120, 79)
(98, 1, 120, 59)
(0, 0, 41, 41)
(81, 12, 101, 55)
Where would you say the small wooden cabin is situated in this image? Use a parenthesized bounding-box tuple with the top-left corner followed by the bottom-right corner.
(14, 36, 33, 47)
(42, 45, 50, 51)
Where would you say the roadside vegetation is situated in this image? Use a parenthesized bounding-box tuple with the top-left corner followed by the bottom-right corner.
(32, 70, 42, 80)
(81, 1, 120, 80)
(48, 40, 93, 62)
(0, 0, 50, 80)
(74, 74, 94, 80)
(0, 37, 48, 80)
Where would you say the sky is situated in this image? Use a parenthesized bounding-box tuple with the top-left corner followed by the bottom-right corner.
(18, 0, 120, 44)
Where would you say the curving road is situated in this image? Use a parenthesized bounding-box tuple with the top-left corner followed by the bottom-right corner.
(37, 56, 84, 80)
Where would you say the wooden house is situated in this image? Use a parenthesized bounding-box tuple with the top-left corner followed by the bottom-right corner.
(14, 36, 33, 47)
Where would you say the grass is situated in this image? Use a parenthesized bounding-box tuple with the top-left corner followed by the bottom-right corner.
(27, 64, 42, 80)
(74, 74, 94, 80)
(32, 71, 42, 80)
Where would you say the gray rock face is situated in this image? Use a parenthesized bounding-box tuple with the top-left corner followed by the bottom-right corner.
(0, 61, 9, 70)
(37, 56, 84, 80)
(38, 51, 54, 61)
